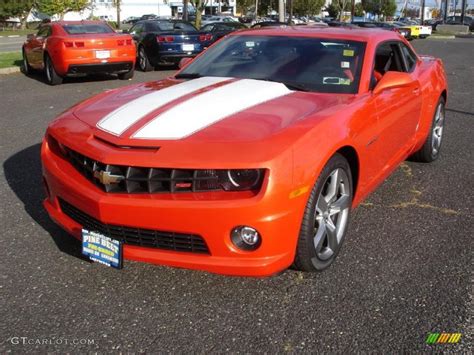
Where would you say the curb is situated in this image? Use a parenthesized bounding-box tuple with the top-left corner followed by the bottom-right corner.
(0, 66, 21, 75)
(427, 35, 456, 39)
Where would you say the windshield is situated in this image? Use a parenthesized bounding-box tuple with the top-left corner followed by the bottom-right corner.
(62, 24, 114, 35)
(148, 21, 197, 32)
(177, 35, 366, 94)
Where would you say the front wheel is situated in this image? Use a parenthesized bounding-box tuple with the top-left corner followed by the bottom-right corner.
(44, 54, 63, 85)
(293, 154, 353, 272)
(410, 97, 445, 162)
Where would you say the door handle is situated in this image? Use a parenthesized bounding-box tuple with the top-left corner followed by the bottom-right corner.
(413, 88, 420, 95)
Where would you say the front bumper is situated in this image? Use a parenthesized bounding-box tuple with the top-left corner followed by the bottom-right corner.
(41, 138, 304, 276)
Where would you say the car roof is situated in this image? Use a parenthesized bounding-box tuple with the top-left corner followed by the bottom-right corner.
(52, 20, 110, 25)
(235, 26, 402, 42)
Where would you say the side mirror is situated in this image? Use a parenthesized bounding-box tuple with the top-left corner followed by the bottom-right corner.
(178, 57, 193, 69)
(26, 33, 36, 41)
(373, 71, 415, 95)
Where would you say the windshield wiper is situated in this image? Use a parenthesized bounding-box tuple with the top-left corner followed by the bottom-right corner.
(175, 73, 201, 79)
(252, 77, 311, 92)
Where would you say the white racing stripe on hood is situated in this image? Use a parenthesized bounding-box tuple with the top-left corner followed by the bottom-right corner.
(132, 79, 292, 140)
(97, 76, 230, 136)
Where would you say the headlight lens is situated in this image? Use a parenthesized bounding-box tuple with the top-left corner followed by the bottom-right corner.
(195, 169, 264, 192)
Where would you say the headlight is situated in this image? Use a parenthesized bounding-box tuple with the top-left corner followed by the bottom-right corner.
(194, 169, 264, 192)
(227, 169, 262, 190)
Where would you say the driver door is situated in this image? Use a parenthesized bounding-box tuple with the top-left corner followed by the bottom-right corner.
(372, 41, 422, 173)
(28, 25, 51, 68)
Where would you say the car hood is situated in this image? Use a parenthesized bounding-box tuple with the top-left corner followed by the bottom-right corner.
(72, 76, 355, 147)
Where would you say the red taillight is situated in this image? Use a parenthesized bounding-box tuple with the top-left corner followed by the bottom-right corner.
(157, 36, 175, 43)
(199, 34, 213, 41)
(118, 38, 132, 45)
(63, 41, 84, 48)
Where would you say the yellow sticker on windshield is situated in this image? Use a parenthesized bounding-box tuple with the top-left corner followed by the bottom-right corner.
(343, 49, 354, 57)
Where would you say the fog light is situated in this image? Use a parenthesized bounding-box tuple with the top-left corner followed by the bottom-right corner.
(231, 226, 261, 251)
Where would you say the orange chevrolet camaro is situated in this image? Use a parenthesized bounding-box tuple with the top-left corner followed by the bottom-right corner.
(23, 21, 136, 85)
(41, 27, 447, 276)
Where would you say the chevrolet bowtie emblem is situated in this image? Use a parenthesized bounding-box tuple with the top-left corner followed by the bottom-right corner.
(94, 170, 124, 185)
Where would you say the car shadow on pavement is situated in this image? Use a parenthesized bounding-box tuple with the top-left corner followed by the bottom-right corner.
(22, 68, 123, 86)
(3, 143, 89, 262)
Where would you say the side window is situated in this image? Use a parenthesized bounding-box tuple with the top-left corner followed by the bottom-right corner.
(371, 42, 405, 89)
(400, 43, 417, 72)
(37, 26, 51, 38)
(130, 24, 142, 35)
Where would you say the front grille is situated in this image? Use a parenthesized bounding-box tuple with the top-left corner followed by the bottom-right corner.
(64, 147, 222, 194)
(59, 198, 210, 254)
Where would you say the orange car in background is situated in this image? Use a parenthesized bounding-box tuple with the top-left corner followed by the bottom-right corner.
(22, 21, 136, 85)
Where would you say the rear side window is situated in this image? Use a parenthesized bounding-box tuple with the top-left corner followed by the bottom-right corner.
(62, 24, 114, 35)
(400, 44, 417, 72)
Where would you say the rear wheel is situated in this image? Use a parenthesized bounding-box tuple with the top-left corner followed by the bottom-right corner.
(294, 154, 353, 271)
(410, 97, 445, 162)
(44, 54, 63, 85)
(22, 49, 33, 74)
(138, 46, 153, 72)
(118, 68, 134, 80)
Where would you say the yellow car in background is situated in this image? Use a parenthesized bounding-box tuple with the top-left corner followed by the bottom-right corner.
(394, 22, 421, 38)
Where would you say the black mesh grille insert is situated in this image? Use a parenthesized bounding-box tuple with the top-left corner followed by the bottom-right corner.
(64, 147, 221, 194)
(59, 198, 210, 254)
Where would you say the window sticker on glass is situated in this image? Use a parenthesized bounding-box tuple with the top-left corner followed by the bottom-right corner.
(343, 49, 355, 57)
(245, 41, 255, 47)
(323, 77, 352, 85)
(323, 77, 342, 85)
(341, 61, 350, 68)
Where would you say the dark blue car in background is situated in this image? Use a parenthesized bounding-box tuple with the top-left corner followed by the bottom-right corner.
(128, 20, 212, 71)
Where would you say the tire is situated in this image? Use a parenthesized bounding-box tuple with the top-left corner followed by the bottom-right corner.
(294, 153, 353, 272)
(22, 49, 33, 75)
(410, 97, 445, 163)
(138, 46, 153, 72)
(118, 68, 134, 80)
(44, 54, 63, 85)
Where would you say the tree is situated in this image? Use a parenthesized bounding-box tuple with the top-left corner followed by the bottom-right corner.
(354, 2, 364, 17)
(361, 0, 381, 16)
(237, 0, 254, 16)
(189, 0, 208, 28)
(333, 0, 351, 20)
(325, 3, 339, 18)
(380, 0, 396, 19)
(112, 0, 120, 29)
(0, 0, 36, 29)
(37, 0, 90, 20)
(293, 0, 325, 17)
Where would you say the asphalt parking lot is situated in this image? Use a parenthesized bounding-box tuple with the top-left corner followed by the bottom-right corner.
(1, 38, 473, 352)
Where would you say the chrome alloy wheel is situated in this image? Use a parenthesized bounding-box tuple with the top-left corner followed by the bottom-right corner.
(313, 168, 351, 261)
(432, 102, 445, 155)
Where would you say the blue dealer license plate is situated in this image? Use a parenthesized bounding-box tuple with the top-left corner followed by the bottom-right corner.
(82, 229, 122, 269)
